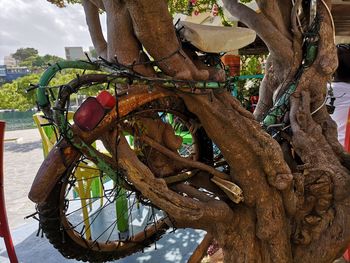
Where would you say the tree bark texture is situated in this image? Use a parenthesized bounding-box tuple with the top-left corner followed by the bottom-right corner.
(81, 0, 350, 262)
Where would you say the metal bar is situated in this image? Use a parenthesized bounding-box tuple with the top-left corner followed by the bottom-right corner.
(235, 74, 264, 80)
(37, 61, 100, 108)
(0, 121, 19, 263)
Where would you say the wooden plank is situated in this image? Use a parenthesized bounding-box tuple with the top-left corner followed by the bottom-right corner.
(335, 31, 350, 36)
(332, 4, 350, 36)
(332, 4, 350, 17)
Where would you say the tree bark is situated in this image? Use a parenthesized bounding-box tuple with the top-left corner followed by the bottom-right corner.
(125, 0, 211, 80)
(102, 0, 156, 76)
(79, 0, 350, 262)
(82, 0, 107, 58)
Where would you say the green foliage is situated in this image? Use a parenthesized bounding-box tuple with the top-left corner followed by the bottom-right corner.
(168, 0, 237, 27)
(168, 0, 220, 16)
(240, 55, 265, 76)
(18, 54, 64, 69)
(89, 48, 98, 59)
(168, 0, 226, 23)
(0, 69, 102, 111)
(0, 74, 39, 111)
(167, 0, 251, 16)
(237, 55, 266, 99)
(12, 48, 39, 62)
(47, 0, 246, 24)
(11, 47, 64, 70)
(46, 0, 81, 8)
(168, 0, 191, 15)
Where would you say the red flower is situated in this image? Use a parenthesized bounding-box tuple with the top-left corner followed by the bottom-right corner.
(212, 4, 219, 16)
(207, 240, 220, 256)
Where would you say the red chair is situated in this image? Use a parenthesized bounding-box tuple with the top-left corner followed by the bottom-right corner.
(0, 121, 18, 263)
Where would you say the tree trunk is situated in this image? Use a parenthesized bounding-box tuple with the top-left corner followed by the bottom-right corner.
(78, 0, 350, 262)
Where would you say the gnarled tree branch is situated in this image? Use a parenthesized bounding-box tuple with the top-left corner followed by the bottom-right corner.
(256, 0, 293, 41)
(180, 90, 294, 262)
(139, 134, 231, 181)
(289, 90, 350, 261)
(102, 0, 155, 76)
(125, 0, 210, 80)
(117, 136, 236, 230)
(82, 0, 107, 58)
(253, 55, 278, 121)
(223, 0, 293, 65)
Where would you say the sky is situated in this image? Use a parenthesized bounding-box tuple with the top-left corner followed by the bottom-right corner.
(0, 0, 106, 64)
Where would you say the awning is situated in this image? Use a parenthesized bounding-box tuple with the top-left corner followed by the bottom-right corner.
(179, 21, 256, 53)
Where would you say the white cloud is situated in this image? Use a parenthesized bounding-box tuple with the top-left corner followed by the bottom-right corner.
(0, 0, 106, 64)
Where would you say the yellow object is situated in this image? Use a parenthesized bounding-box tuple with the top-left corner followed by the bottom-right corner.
(33, 113, 103, 239)
(32, 114, 59, 157)
(210, 176, 244, 204)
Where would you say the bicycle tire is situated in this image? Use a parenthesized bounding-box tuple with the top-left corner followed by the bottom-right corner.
(37, 95, 212, 262)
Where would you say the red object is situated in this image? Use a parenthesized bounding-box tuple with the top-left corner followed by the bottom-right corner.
(250, 95, 259, 112)
(345, 251, 350, 262)
(74, 97, 106, 131)
(0, 121, 19, 263)
(344, 108, 350, 153)
(211, 4, 218, 16)
(343, 108, 350, 262)
(221, 55, 240, 76)
(207, 240, 219, 256)
(344, 108, 350, 262)
(96, 91, 116, 110)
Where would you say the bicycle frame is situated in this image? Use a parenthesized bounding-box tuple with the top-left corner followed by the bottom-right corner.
(36, 60, 99, 111)
(31, 58, 264, 211)
(30, 61, 171, 237)
(30, 60, 264, 202)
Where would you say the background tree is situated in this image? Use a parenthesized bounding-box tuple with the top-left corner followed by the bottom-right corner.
(19, 54, 64, 68)
(0, 69, 99, 110)
(11, 48, 63, 69)
(44, 0, 350, 262)
(12, 48, 39, 63)
(0, 74, 39, 111)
